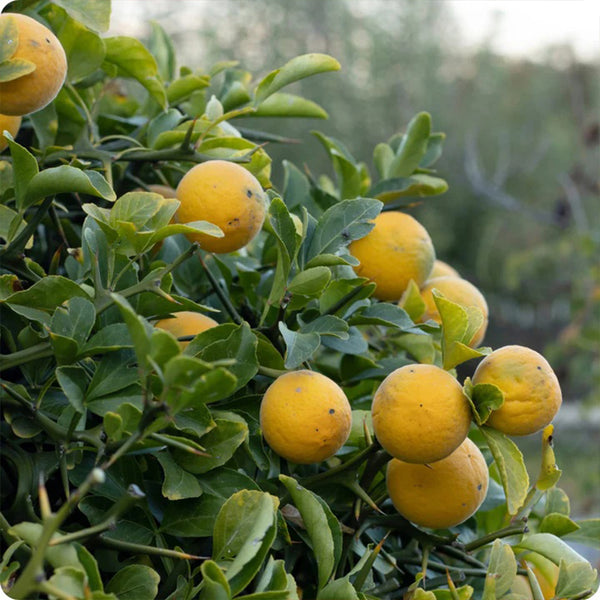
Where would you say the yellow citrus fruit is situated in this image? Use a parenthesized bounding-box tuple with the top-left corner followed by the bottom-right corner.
(259, 370, 352, 464)
(420, 276, 489, 347)
(0, 113, 22, 151)
(472, 345, 562, 436)
(0, 13, 67, 116)
(154, 311, 218, 348)
(175, 160, 267, 254)
(386, 437, 489, 529)
(511, 554, 559, 599)
(371, 364, 471, 464)
(429, 259, 460, 279)
(348, 211, 435, 301)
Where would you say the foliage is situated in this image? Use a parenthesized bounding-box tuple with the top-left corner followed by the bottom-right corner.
(0, 2, 598, 599)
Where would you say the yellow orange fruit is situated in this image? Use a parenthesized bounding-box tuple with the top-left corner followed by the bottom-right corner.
(386, 437, 489, 529)
(0, 113, 22, 151)
(259, 370, 352, 464)
(473, 345, 562, 436)
(175, 160, 266, 253)
(420, 276, 489, 347)
(429, 259, 460, 279)
(154, 311, 218, 348)
(0, 13, 67, 116)
(348, 211, 435, 301)
(371, 364, 471, 464)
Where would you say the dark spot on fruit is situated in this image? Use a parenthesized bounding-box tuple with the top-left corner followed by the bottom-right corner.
(329, 408, 335, 414)
(46, 38, 51, 43)
(537, 366, 542, 370)
(295, 387, 301, 393)
(462, 502, 467, 506)
(246, 189, 253, 198)
(315, 428, 319, 432)
(419, 403, 423, 407)
(410, 368, 415, 373)
(477, 484, 482, 490)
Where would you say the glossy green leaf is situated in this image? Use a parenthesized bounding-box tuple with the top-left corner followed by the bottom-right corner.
(47, 566, 86, 599)
(51, 296, 95, 345)
(463, 378, 505, 426)
(301, 315, 349, 339)
(280, 475, 338, 590)
(52, 0, 111, 32)
(160, 495, 227, 537)
(564, 519, 600, 549)
(388, 112, 431, 177)
(148, 21, 176, 81)
(199, 561, 231, 600)
(373, 143, 394, 179)
(255, 53, 340, 104)
(24, 166, 115, 209)
(317, 576, 359, 600)
(539, 513, 580, 537)
(279, 322, 320, 369)
(253, 92, 328, 118)
(0, 57, 35, 82)
(106, 565, 160, 600)
(555, 559, 598, 598)
(349, 302, 417, 331)
(288, 267, 331, 296)
(166, 74, 210, 105)
(399, 279, 427, 321)
(369, 174, 449, 204)
(104, 36, 167, 110)
(483, 539, 517, 599)
(3, 275, 89, 312)
(480, 426, 529, 515)
(421, 132, 446, 167)
(56, 365, 88, 412)
(545, 487, 571, 516)
(0, 205, 34, 249)
(81, 324, 132, 355)
(305, 197, 382, 263)
(6, 135, 38, 210)
(156, 451, 203, 501)
(515, 533, 590, 566)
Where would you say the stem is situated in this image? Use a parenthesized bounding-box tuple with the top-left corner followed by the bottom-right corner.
(257, 365, 287, 378)
(102, 430, 143, 470)
(400, 557, 488, 577)
(99, 537, 206, 560)
(0, 343, 54, 372)
(436, 544, 487, 569)
(198, 254, 243, 324)
(150, 433, 209, 456)
(48, 519, 115, 546)
(325, 282, 369, 316)
(464, 523, 528, 552)
(0, 196, 54, 258)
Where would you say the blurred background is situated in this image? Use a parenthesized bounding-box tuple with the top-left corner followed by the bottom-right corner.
(108, 0, 599, 527)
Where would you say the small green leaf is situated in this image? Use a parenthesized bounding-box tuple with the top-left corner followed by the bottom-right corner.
(373, 143, 394, 179)
(0, 14, 18, 62)
(0, 205, 34, 249)
(255, 53, 340, 104)
(463, 378, 505, 426)
(166, 74, 210, 105)
(564, 518, 600, 549)
(51, 296, 96, 345)
(539, 513, 580, 537)
(288, 267, 331, 296)
(47, 566, 85, 599)
(156, 451, 203, 501)
(106, 565, 160, 600)
(480, 426, 529, 515)
(399, 279, 427, 321)
(148, 21, 176, 81)
(555, 559, 598, 598)
(0, 56, 36, 82)
(279, 322, 320, 369)
(515, 533, 589, 566)
(3, 276, 89, 312)
(279, 475, 339, 590)
(388, 112, 432, 177)
(104, 36, 167, 110)
(253, 92, 328, 118)
(317, 576, 359, 600)
(483, 539, 517, 598)
(6, 136, 38, 210)
(198, 560, 231, 600)
(369, 174, 449, 204)
(349, 302, 417, 331)
(545, 487, 571, 516)
(52, 0, 111, 32)
(56, 366, 88, 412)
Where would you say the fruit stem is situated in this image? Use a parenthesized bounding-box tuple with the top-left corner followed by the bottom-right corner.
(463, 522, 528, 552)
(99, 537, 206, 560)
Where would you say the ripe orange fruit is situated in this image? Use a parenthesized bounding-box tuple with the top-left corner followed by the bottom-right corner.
(348, 211, 435, 301)
(420, 276, 489, 347)
(429, 259, 460, 279)
(386, 437, 489, 529)
(259, 370, 352, 464)
(0, 13, 67, 116)
(371, 364, 471, 464)
(154, 311, 218, 348)
(472, 345, 562, 436)
(175, 160, 267, 254)
(0, 114, 22, 151)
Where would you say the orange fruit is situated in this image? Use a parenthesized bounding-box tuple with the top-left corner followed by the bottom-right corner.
(154, 311, 218, 348)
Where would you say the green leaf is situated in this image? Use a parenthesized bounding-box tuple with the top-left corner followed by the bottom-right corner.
(288, 267, 331, 296)
(279, 322, 320, 369)
(0, 14, 18, 62)
(74, 544, 103, 592)
(52, 0, 111, 32)
(147, 109, 183, 147)
(166, 74, 210, 105)
(173, 414, 248, 474)
(301, 315, 349, 339)
(463, 378, 505, 426)
(156, 451, 203, 501)
(564, 518, 600, 549)
(6, 136, 38, 210)
(213, 490, 279, 596)
(369, 174, 449, 204)
(47, 566, 85, 599)
(199, 561, 231, 600)
(104, 36, 167, 110)
(373, 143, 395, 179)
(479, 426, 529, 515)
(106, 565, 160, 600)
(50, 296, 96, 345)
(253, 92, 328, 118)
(388, 112, 432, 177)
(46, 4, 106, 82)
(0, 57, 36, 82)
(545, 487, 571, 516)
(305, 197, 382, 263)
(161, 495, 226, 537)
(539, 513, 580, 537)
(56, 366, 88, 412)
(279, 475, 338, 590)
(81, 323, 132, 355)
(24, 166, 115, 209)
(483, 539, 517, 599)
(317, 576, 359, 600)
(0, 205, 34, 249)
(515, 533, 590, 566)
(254, 557, 298, 597)
(349, 302, 417, 331)
(255, 53, 340, 104)
(148, 21, 176, 81)
(421, 132, 446, 167)
(282, 160, 313, 212)
(321, 326, 368, 355)
(399, 279, 427, 321)
(3, 275, 89, 312)
(555, 560, 598, 598)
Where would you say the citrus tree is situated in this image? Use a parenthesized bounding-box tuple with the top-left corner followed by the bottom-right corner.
(1, 2, 598, 599)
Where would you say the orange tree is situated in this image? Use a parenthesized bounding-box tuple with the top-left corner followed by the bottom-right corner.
(0, 2, 598, 599)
